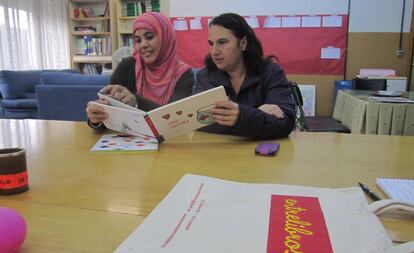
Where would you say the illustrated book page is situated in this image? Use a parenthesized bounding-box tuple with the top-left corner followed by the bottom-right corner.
(90, 134, 158, 152)
(88, 101, 155, 139)
(92, 86, 227, 142)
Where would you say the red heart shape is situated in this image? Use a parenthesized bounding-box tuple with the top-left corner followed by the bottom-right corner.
(162, 114, 170, 120)
(187, 113, 193, 118)
(199, 115, 208, 121)
(176, 110, 183, 115)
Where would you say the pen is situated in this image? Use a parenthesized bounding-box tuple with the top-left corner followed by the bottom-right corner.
(358, 182, 381, 201)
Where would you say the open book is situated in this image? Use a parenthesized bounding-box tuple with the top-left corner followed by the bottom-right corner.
(90, 86, 226, 142)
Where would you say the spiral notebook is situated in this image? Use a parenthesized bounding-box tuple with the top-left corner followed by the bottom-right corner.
(376, 177, 414, 205)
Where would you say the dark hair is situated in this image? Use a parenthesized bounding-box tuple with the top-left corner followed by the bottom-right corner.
(205, 13, 275, 75)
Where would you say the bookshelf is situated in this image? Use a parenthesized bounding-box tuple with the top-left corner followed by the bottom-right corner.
(115, 0, 168, 48)
(68, 0, 118, 74)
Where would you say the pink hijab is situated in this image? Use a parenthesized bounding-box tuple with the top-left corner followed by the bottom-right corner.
(132, 12, 190, 105)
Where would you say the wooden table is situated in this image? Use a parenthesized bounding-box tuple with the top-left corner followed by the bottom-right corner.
(333, 90, 414, 135)
(0, 119, 413, 252)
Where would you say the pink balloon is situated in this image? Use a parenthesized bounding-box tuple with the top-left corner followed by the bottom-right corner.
(0, 207, 27, 253)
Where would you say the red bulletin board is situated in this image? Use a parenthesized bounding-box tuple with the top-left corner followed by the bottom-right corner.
(171, 15, 348, 75)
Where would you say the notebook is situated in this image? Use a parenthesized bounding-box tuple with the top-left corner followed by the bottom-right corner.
(376, 177, 414, 205)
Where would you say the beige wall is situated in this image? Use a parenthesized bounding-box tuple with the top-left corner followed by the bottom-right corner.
(288, 32, 413, 117)
(346, 32, 412, 79)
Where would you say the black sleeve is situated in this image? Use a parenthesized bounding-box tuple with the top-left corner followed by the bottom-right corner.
(195, 65, 295, 140)
(234, 65, 296, 139)
(109, 57, 137, 92)
(136, 68, 194, 111)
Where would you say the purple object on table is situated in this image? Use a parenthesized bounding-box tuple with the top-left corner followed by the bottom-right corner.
(255, 143, 280, 156)
(0, 207, 27, 253)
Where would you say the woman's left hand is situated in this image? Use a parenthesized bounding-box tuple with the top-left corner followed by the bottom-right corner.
(258, 104, 285, 118)
(210, 100, 240, 127)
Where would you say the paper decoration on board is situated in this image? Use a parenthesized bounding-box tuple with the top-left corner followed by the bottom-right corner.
(173, 18, 188, 31)
(322, 15, 342, 27)
(302, 16, 321, 27)
(321, 47, 341, 59)
(244, 16, 260, 28)
(281, 16, 301, 28)
(263, 16, 281, 28)
(172, 14, 348, 75)
(90, 134, 158, 152)
(190, 18, 203, 30)
(298, 85, 316, 116)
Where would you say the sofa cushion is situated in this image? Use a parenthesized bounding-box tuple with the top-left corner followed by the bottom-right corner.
(1, 98, 38, 109)
(2, 109, 38, 119)
(0, 70, 42, 99)
(36, 85, 103, 121)
(0, 69, 79, 99)
(40, 72, 110, 86)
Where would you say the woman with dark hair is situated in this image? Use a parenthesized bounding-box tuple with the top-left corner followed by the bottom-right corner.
(194, 13, 295, 139)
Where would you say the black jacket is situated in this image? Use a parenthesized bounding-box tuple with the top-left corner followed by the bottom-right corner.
(194, 62, 295, 139)
(111, 56, 194, 111)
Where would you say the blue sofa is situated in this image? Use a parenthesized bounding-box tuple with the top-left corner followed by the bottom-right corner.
(0, 69, 79, 119)
(36, 72, 110, 121)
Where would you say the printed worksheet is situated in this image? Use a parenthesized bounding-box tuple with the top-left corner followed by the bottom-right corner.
(90, 134, 158, 152)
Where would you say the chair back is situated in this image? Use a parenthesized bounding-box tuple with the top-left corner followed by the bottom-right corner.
(352, 78, 387, 90)
(290, 82, 350, 133)
(290, 82, 305, 131)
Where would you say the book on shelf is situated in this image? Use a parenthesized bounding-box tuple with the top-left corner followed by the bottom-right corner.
(121, 3, 142, 16)
(81, 64, 102, 75)
(90, 86, 227, 143)
(121, 0, 160, 16)
(145, 0, 160, 12)
(122, 35, 134, 48)
(82, 8, 95, 17)
(75, 25, 97, 32)
(73, 7, 96, 18)
(81, 36, 111, 56)
(103, 3, 109, 17)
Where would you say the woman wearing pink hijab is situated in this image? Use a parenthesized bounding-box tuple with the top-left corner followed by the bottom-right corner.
(87, 12, 193, 127)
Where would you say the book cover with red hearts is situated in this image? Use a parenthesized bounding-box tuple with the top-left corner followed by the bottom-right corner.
(147, 86, 226, 141)
(94, 86, 226, 142)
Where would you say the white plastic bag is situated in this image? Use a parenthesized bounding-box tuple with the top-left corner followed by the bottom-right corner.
(115, 174, 414, 253)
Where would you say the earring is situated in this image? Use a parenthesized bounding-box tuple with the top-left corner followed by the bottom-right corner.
(241, 42, 247, 51)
